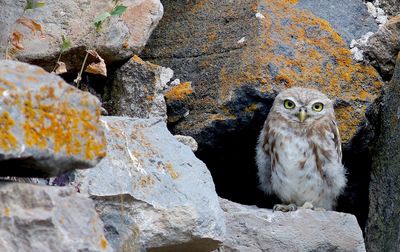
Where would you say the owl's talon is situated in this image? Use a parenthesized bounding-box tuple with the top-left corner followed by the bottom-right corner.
(273, 203, 298, 212)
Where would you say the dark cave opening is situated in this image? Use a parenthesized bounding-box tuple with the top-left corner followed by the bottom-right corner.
(179, 99, 373, 232)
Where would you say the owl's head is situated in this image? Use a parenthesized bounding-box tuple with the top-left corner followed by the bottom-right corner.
(271, 87, 334, 124)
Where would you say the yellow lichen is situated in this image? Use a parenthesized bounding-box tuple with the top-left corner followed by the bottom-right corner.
(0, 111, 17, 151)
(166, 161, 179, 179)
(245, 103, 258, 112)
(3, 207, 10, 217)
(164, 82, 193, 101)
(100, 235, 108, 250)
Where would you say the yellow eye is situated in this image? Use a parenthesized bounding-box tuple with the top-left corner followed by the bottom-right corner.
(284, 99, 295, 109)
(312, 102, 324, 112)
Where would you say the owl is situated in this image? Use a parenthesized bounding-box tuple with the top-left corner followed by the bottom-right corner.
(256, 87, 346, 211)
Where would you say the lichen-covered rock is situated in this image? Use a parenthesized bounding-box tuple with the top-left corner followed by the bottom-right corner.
(295, 0, 378, 45)
(0, 182, 112, 252)
(361, 15, 400, 79)
(217, 198, 366, 252)
(72, 116, 225, 251)
(0, 60, 106, 177)
(142, 0, 383, 146)
(365, 53, 400, 251)
(0, 0, 163, 70)
(103, 55, 173, 119)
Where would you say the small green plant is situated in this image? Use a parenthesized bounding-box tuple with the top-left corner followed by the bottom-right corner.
(25, 0, 45, 10)
(52, 35, 72, 74)
(94, 3, 127, 31)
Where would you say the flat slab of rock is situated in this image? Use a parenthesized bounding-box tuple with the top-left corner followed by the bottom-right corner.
(218, 198, 366, 252)
(0, 182, 112, 252)
(0, 60, 106, 177)
(0, 0, 163, 70)
(72, 116, 225, 251)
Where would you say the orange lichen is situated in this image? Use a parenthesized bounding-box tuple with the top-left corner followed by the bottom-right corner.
(245, 103, 258, 112)
(164, 82, 193, 101)
(131, 54, 145, 64)
(0, 111, 18, 151)
(3, 207, 10, 217)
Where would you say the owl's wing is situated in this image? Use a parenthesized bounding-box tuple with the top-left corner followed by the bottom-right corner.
(328, 119, 342, 163)
(256, 123, 273, 195)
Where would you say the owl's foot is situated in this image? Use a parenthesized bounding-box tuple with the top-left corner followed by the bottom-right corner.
(273, 203, 297, 212)
(300, 202, 326, 211)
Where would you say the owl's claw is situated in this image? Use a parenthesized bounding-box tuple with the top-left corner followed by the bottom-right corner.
(273, 203, 298, 212)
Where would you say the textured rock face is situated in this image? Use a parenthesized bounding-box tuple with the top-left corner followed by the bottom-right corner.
(362, 15, 400, 79)
(143, 0, 383, 146)
(0, 0, 163, 70)
(379, 0, 400, 16)
(103, 55, 173, 119)
(0, 182, 112, 252)
(295, 0, 378, 45)
(365, 53, 400, 251)
(73, 116, 225, 251)
(218, 198, 366, 252)
(0, 60, 106, 177)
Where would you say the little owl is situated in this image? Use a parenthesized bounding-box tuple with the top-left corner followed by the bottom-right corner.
(256, 87, 346, 211)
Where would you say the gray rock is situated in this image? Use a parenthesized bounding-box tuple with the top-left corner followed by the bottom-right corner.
(295, 0, 379, 45)
(365, 53, 400, 251)
(103, 55, 173, 120)
(218, 198, 366, 252)
(0, 0, 163, 71)
(378, 0, 400, 16)
(361, 15, 400, 78)
(73, 116, 225, 251)
(0, 182, 112, 252)
(174, 135, 198, 152)
(0, 60, 106, 177)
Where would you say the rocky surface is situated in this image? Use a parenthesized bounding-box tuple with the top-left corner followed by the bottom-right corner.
(0, 60, 106, 177)
(361, 15, 400, 79)
(218, 198, 366, 252)
(103, 55, 173, 120)
(0, 0, 163, 71)
(377, 0, 400, 16)
(0, 182, 112, 252)
(143, 0, 383, 146)
(72, 116, 225, 251)
(365, 53, 400, 251)
(296, 0, 378, 45)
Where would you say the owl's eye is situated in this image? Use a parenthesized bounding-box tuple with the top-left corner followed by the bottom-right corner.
(284, 99, 295, 109)
(312, 102, 324, 112)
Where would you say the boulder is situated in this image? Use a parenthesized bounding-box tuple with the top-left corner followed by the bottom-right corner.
(218, 198, 366, 252)
(295, 0, 378, 45)
(0, 0, 163, 71)
(0, 182, 112, 252)
(361, 15, 400, 79)
(0, 60, 106, 177)
(72, 116, 225, 251)
(365, 53, 400, 251)
(142, 0, 383, 147)
(103, 55, 173, 119)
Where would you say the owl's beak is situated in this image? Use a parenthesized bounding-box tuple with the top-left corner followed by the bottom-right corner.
(298, 109, 307, 123)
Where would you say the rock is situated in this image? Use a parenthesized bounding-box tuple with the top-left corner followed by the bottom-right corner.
(103, 55, 173, 120)
(142, 0, 383, 144)
(218, 198, 366, 252)
(174, 135, 198, 152)
(0, 182, 112, 252)
(378, 0, 400, 16)
(295, 0, 378, 45)
(365, 53, 400, 251)
(0, 60, 106, 177)
(72, 116, 225, 251)
(0, 0, 163, 71)
(361, 15, 400, 79)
